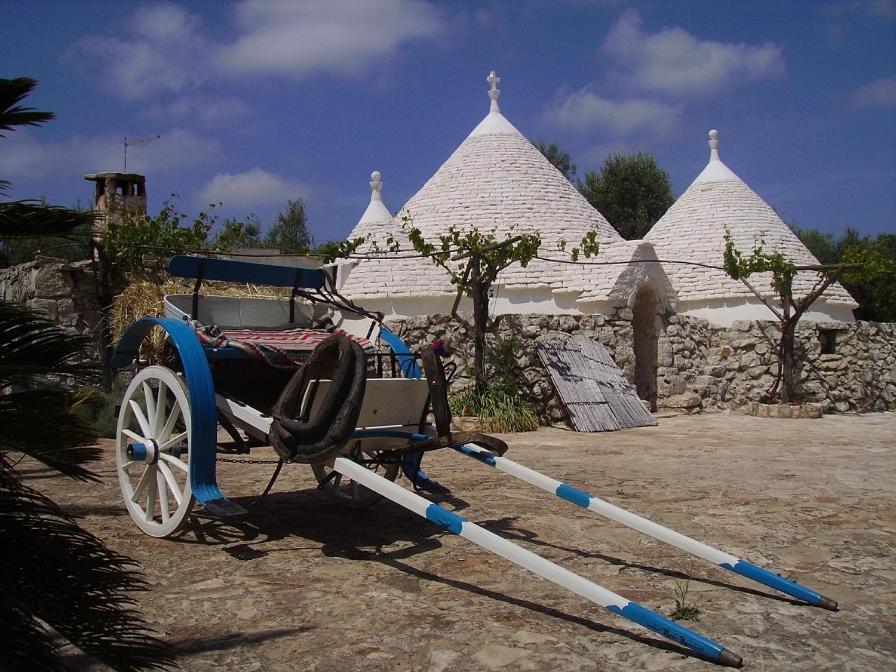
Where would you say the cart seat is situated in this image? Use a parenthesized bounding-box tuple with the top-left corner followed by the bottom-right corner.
(211, 327, 372, 352)
(194, 323, 373, 368)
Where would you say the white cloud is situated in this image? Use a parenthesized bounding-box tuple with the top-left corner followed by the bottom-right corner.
(544, 88, 683, 136)
(73, 3, 212, 99)
(73, 0, 446, 102)
(221, 0, 444, 77)
(602, 10, 785, 96)
(851, 76, 896, 108)
(197, 168, 312, 208)
(143, 94, 253, 125)
(0, 128, 221, 183)
(127, 130, 223, 173)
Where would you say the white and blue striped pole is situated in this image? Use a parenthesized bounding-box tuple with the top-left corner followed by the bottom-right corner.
(333, 457, 743, 667)
(452, 443, 837, 611)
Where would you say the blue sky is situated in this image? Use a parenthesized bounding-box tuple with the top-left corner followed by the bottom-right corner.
(1, 0, 894, 242)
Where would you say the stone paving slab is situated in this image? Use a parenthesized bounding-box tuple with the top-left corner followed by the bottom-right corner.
(23, 412, 896, 671)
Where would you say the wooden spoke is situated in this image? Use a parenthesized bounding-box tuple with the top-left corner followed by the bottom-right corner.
(131, 467, 151, 503)
(159, 431, 188, 452)
(122, 429, 144, 444)
(159, 402, 182, 444)
(157, 461, 183, 506)
(117, 365, 195, 537)
(144, 469, 157, 521)
(158, 451, 189, 472)
(129, 400, 152, 438)
(142, 382, 157, 434)
(157, 471, 170, 522)
(154, 380, 168, 436)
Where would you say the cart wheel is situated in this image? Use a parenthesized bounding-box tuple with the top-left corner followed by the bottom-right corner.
(311, 452, 399, 510)
(116, 366, 196, 537)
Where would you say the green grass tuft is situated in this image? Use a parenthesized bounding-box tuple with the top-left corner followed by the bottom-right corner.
(449, 387, 539, 433)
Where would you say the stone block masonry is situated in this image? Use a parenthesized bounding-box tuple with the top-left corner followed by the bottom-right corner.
(387, 312, 896, 426)
(0, 256, 104, 361)
(3, 256, 892, 426)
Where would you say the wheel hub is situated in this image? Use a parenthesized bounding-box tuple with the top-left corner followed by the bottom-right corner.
(127, 439, 160, 464)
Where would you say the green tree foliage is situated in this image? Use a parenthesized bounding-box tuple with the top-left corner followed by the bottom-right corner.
(0, 77, 175, 671)
(210, 214, 263, 252)
(791, 225, 896, 322)
(578, 152, 675, 240)
(789, 223, 839, 264)
(266, 198, 312, 253)
(0, 201, 93, 267)
(533, 140, 577, 182)
(102, 198, 214, 271)
(402, 219, 599, 393)
(103, 200, 273, 271)
(724, 230, 894, 403)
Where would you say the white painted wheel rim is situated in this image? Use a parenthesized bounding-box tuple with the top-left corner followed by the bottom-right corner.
(116, 366, 195, 537)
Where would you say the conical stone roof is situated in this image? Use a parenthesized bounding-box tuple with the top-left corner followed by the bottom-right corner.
(338, 171, 414, 300)
(341, 72, 622, 305)
(645, 130, 856, 309)
(396, 72, 621, 296)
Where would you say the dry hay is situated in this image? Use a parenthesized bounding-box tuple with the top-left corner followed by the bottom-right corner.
(109, 277, 291, 361)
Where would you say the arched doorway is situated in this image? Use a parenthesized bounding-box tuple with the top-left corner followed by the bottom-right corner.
(632, 285, 659, 411)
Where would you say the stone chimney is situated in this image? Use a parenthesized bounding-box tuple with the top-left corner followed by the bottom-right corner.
(83, 172, 147, 241)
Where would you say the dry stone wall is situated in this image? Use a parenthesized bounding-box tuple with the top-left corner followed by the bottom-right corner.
(386, 312, 896, 426)
(3, 256, 892, 424)
(0, 256, 104, 359)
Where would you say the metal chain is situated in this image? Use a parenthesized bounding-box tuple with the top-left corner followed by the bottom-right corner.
(216, 456, 283, 465)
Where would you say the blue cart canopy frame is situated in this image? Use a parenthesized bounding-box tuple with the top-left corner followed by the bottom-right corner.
(168, 255, 327, 290)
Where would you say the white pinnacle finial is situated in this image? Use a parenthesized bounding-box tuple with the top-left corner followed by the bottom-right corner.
(369, 171, 383, 203)
(487, 70, 501, 114)
(708, 129, 720, 161)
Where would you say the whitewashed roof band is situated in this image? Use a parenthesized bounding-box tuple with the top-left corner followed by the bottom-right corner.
(645, 131, 856, 307)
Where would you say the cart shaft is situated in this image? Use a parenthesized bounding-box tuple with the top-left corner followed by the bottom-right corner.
(332, 457, 742, 667)
(452, 443, 837, 611)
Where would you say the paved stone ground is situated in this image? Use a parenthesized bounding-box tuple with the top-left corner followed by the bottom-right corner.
(23, 412, 895, 671)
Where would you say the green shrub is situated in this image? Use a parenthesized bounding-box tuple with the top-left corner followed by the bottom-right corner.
(74, 377, 129, 439)
(449, 386, 539, 433)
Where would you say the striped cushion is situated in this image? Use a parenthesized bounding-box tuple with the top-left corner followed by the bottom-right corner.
(218, 327, 373, 352)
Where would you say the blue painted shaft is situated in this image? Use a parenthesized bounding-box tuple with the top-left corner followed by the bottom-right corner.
(453, 443, 832, 608)
(334, 456, 738, 664)
(607, 603, 726, 660)
(723, 560, 824, 606)
(421, 503, 727, 662)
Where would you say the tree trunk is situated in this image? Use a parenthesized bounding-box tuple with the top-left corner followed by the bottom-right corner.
(93, 242, 114, 392)
(779, 319, 797, 403)
(469, 257, 489, 392)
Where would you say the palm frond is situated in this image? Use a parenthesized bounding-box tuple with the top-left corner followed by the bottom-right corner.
(0, 463, 177, 671)
(0, 78, 55, 136)
(0, 200, 97, 238)
(0, 301, 100, 479)
(0, 390, 101, 480)
(0, 301, 97, 388)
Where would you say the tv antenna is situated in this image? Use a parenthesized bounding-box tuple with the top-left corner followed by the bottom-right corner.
(123, 134, 161, 172)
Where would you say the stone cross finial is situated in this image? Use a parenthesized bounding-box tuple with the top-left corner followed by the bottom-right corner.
(708, 129, 720, 161)
(487, 70, 501, 113)
(369, 171, 383, 202)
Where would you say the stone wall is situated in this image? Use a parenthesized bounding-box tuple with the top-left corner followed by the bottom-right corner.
(0, 256, 104, 359)
(3, 256, 892, 423)
(386, 312, 896, 425)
